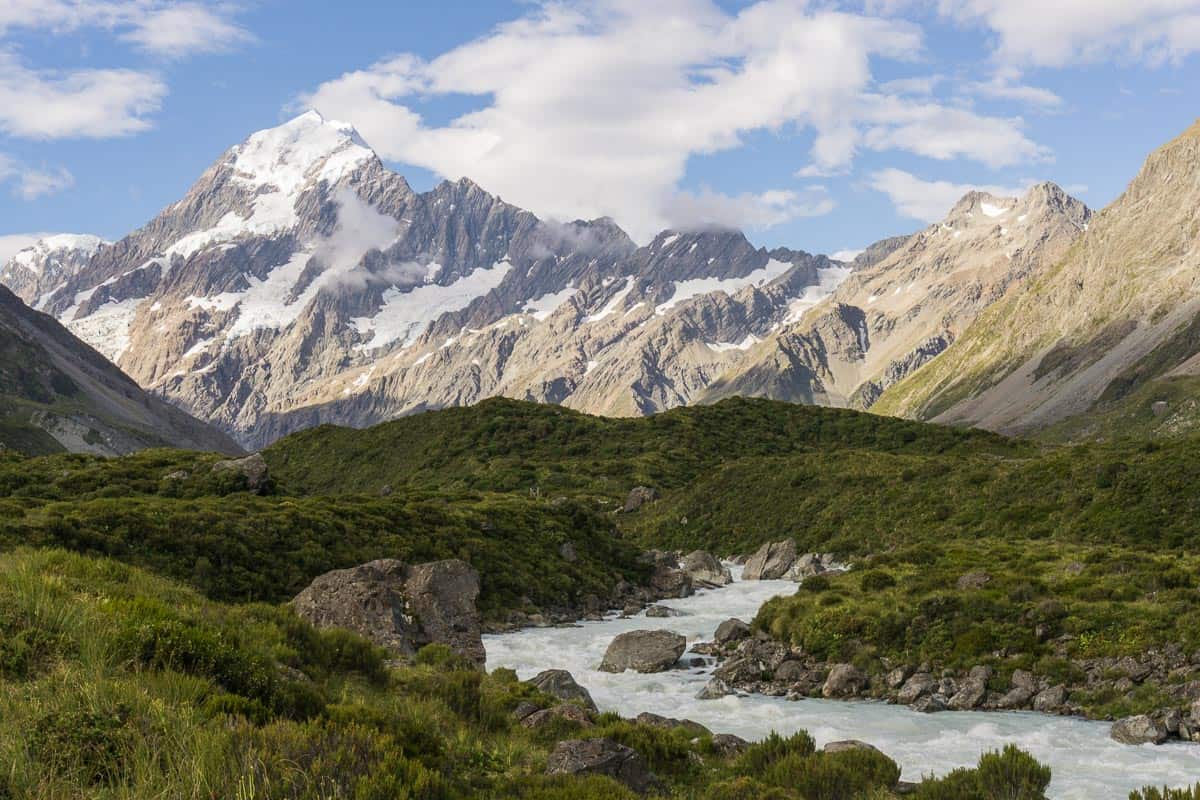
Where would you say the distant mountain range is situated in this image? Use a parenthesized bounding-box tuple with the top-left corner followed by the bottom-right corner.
(3, 112, 1198, 450)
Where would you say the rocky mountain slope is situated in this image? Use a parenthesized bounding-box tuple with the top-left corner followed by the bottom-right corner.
(701, 183, 1091, 410)
(4, 112, 850, 448)
(0, 285, 240, 455)
(874, 119, 1200, 435)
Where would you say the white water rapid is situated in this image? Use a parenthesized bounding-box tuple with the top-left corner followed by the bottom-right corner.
(484, 571, 1200, 798)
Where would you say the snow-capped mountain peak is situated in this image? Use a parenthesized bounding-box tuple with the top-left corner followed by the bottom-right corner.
(229, 110, 376, 195)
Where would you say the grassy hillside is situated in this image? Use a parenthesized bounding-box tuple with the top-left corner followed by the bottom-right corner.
(265, 397, 1025, 501)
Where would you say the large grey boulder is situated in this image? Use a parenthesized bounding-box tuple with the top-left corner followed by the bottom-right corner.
(643, 551, 694, 599)
(291, 558, 485, 667)
(546, 738, 659, 794)
(742, 540, 798, 580)
(600, 630, 686, 673)
(1111, 715, 1169, 745)
(528, 669, 598, 711)
(948, 666, 992, 710)
(680, 550, 732, 588)
(212, 452, 270, 493)
(823, 664, 868, 698)
(635, 712, 711, 737)
(713, 618, 751, 645)
(897, 673, 938, 705)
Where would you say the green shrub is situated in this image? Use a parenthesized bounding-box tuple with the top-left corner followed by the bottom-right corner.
(761, 747, 901, 800)
(977, 745, 1051, 800)
(859, 570, 897, 592)
(736, 730, 816, 775)
(29, 704, 136, 786)
(1131, 785, 1200, 800)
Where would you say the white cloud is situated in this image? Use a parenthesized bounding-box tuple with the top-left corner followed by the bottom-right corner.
(937, 0, 1200, 67)
(121, 4, 255, 57)
(0, 52, 166, 138)
(868, 167, 1029, 222)
(0, 232, 52, 265)
(663, 187, 836, 232)
(0, 1, 252, 57)
(0, 154, 75, 199)
(301, 0, 1046, 241)
(967, 67, 1062, 109)
(831, 248, 864, 261)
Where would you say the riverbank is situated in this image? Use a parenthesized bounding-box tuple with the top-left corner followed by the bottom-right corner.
(483, 571, 1200, 797)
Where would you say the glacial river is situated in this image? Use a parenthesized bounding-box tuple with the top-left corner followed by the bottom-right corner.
(484, 570, 1200, 798)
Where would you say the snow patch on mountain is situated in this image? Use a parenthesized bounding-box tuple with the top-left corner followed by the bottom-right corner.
(585, 278, 634, 323)
(352, 260, 514, 351)
(66, 297, 143, 362)
(525, 286, 578, 320)
(655, 258, 794, 315)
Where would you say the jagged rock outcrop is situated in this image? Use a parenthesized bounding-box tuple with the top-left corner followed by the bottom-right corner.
(291, 558, 485, 666)
(0, 284, 240, 456)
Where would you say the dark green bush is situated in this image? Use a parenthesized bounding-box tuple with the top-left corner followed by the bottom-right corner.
(1131, 785, 1200, 800)
(859, 570, 897, 592)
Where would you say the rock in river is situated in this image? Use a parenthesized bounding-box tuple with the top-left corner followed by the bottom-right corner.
(600, 630, 687, 673)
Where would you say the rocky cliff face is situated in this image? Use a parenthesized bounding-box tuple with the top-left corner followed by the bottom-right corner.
(702, 183, 1091, 409)
(0, 285, 240, 456)
(5, 112, 850, 448)
(874, 119, 1200, 435)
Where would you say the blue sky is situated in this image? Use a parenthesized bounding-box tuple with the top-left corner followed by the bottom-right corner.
(1, 0, 1198, 262)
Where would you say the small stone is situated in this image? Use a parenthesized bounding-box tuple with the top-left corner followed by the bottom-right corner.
(696, 677, 734, 700)
(956, 571, 992, 590)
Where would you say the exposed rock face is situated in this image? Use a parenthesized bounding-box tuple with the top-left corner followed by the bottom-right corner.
(742, 540, 798, 580)
(599, 630, 687, 673)
(546, 739, 658, 794)
(680, 550, 732, 588)
(528, 669, 597, 711)
(1111, 715, 1169, 745)
(876, 120, 1200, 437)
(704, 183, 1091, 413)
(291, 558, 484, 666)
(0, 285, 240, 456)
